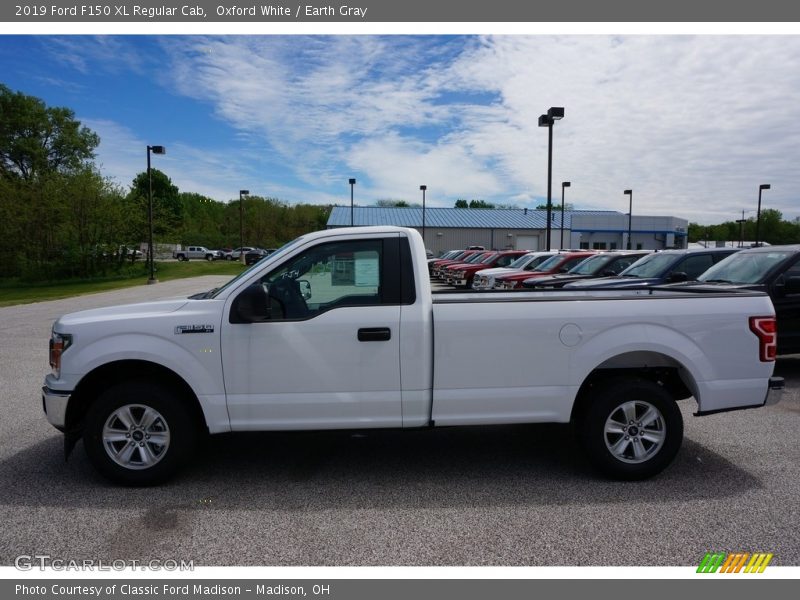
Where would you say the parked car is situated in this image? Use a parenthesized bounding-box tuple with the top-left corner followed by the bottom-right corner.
(244, 248, 272, 265)
(523, 251, 650, 289)
(431, 249, 486, 278)
(446, 250, 530, 287)
(172, 246, 220, 261)
(225, 247, 255, 261)
(494, 251, 596, 289)
(665, 245, 800, 354)
(563, 247, 739, 290)
(472, 252, 556, 290)
(438, 252, 493, 281)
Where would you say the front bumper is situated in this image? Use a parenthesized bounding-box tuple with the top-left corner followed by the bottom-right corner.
(42, 386, 71, 431)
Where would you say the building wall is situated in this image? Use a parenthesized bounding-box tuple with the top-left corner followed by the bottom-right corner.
(414, 227, 563, 255)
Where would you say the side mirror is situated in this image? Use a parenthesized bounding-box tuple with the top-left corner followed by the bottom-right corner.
(667, 271, 688, 283)
(298, 279, 312, 300)
(230, 283, 270, 323)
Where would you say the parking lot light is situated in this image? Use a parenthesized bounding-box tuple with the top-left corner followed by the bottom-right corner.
(146, 145, 166, 284)
(624, 189, 633, 249)
(560, 181, 571, 250)
(349, 178, 356, 226)
(420, 185, 427, 245)
(239, 190, 249, 264)
(755, 184, 771, 247)
(539, 107, 565, 250)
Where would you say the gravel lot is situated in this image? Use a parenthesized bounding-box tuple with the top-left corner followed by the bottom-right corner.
(0, 277, 798, 566)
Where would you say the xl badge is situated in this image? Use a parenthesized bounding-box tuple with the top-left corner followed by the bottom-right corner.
(175, 324, 215, 334)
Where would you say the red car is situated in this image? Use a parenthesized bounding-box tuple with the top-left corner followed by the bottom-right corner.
(493, 251, 596, 290)
(437, 251, 493, 279)
(446, 250, 530, 287)
(431, 250, 485, 278)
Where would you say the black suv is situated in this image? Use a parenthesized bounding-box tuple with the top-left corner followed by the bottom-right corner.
(563, 247, 739, 290)
(667, 245, 800, 354)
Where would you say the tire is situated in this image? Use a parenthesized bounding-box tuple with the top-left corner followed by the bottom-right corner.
(576, 378, 683, 480)
(205, 254, 213, 261)
(83, 381, 197, 485)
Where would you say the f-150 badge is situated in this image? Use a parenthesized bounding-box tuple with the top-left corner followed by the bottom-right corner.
(175, 325, 215, 334)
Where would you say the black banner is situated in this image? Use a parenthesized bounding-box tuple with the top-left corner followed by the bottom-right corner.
(3, 0, 800, 22)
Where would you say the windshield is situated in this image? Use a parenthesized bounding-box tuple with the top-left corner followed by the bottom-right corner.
(209, 236, 307, 299)
(531, 254, 566, 272)
(568, 254, 614, 275)
(698, 250, 793, 284)
(480, 253, 499, 264)
(463, 253, 486, 264)
(618, 253, 677, 278)
(509, 254, 534, 269)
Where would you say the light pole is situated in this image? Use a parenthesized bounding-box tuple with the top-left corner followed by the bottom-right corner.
(755, 184, 771, 248)
(349, 178, 356, 226)
(624, 189, 633, 249)
(146, 145, 165, 284)
(560, 181, 570, 250)
(538, 107, 564, 250)
(239, 190, 249, 264)
(420, 185, 427, 246)
(736, 209, 755, 247)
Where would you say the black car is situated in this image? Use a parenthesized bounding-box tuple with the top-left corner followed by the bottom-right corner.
(522, 251, 650, 289)
(563, 247, 739, 290)
(666, 245, 800, 354)
(244, 248, 271, 265)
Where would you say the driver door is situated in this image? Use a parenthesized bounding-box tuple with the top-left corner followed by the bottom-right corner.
(221, 236, 403, 430)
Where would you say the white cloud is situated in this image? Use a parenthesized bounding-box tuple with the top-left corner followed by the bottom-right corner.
(74, 35, 800, 223)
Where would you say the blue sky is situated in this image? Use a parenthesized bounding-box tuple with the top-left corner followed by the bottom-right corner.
(2, 34, 800, 224)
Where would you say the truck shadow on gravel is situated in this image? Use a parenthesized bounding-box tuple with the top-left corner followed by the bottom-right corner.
(1, 423, 761, 510)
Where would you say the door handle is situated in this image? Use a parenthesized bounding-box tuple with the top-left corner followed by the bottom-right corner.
(358, 327, 391, 342)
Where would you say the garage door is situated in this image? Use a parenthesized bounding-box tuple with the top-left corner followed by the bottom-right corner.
(515, 235, 539, 251)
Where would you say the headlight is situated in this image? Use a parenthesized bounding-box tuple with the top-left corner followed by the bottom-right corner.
(49, 331, 73, 378)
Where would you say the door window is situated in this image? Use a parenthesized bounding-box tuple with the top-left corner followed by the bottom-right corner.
(257, 239, 384, 320)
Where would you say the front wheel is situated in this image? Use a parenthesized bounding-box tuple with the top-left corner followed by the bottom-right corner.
(576, 378, 683, 480)
(83, 382, 197, 485)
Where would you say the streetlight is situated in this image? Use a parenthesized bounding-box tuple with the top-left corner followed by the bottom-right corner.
(624, 189, 633, 249)
(349, 178, 356, 226)
(146, 145, 165, 284)
(736, 209, 755, 247)
(560, 181, 571, 250)
(755, 184, 771, 248)
(420, 185, 427, 246)
(538, 106, 565, 250)
(239, 190, 249, 264)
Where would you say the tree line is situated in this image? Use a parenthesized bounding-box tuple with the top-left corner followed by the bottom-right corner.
(0, 84, 329, 282)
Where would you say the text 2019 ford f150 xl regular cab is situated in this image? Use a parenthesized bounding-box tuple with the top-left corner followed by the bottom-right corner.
(43, 227, 783, 485)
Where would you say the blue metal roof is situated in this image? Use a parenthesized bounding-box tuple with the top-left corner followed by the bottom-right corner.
(327, 206, 620, 229)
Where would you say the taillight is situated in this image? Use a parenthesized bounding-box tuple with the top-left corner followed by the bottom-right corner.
(749, 316, 777, 362)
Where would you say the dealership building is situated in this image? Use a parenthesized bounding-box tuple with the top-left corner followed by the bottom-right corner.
(327, 207, 688, 255)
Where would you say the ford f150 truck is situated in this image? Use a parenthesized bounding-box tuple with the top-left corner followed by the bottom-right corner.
(43, 226, 783, 485)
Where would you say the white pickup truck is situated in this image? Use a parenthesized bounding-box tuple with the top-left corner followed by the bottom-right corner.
(43, 226, 783, 485)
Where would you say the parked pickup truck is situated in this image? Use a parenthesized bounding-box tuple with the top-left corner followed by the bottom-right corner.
(43, 226, 783, 485)
(173, 246, 221, 261)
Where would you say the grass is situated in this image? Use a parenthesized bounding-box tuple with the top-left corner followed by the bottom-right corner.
(0, 260, 246, 307)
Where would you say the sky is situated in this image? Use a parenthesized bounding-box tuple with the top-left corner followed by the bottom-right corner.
(2, 34, 800, 224)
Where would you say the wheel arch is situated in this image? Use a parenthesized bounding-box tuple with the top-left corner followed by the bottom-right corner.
(570, 350, 696, 423)
(66, 360, 208, 437)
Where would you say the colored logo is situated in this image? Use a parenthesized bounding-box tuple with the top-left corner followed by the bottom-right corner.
(697, 552, 773, 573)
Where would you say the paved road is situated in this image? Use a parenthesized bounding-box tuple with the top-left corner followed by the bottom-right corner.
(0, 278, 798, 566)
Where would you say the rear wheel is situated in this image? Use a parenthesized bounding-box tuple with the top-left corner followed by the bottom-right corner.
(83, 381, 197, 485)
(577, 378, 683, 480)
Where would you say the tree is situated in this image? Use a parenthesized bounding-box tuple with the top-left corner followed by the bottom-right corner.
(128, 169, 182, 240)
(375, 199, 410, 207)
(454, 199, 468, 208)
(469, 199, 495, 209)
(0, 84, 99, 181)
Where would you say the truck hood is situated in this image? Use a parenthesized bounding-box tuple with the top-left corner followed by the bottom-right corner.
(54, 298, 190, 329)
